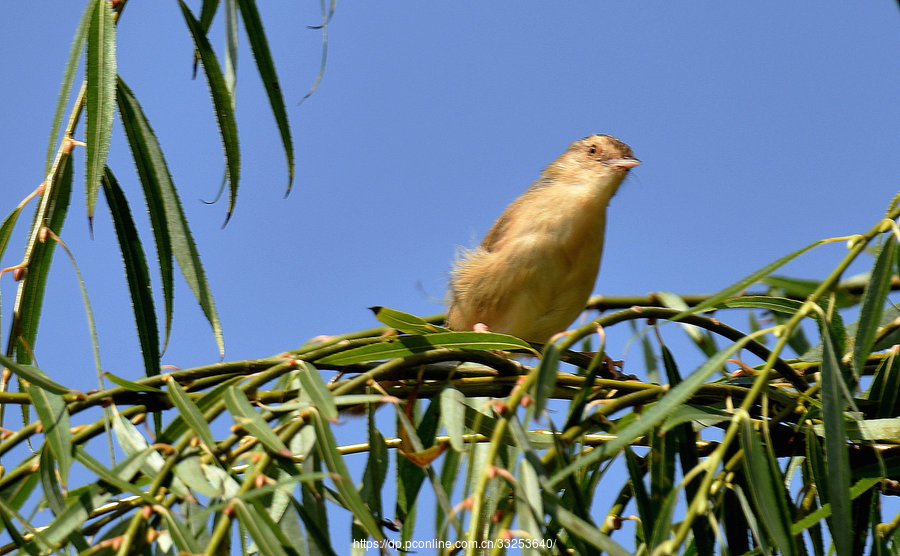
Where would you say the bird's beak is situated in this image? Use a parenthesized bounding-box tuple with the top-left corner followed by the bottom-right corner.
(607, 157, 641, 170)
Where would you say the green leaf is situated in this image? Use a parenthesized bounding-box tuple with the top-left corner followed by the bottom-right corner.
(103, 371, 164, 393)
(232, 499, 296, 556)
(0, 460, 39, 513)
(543, 496, 632, 556)
(812, 416, 900, 441)
(360, 412, 388, 537)
(236, 0, 294, 193)
(658, 404, 730, 434)
(166, 376, 216, 449)
(791, 476, 881, 535)
(623, 447, 653, 535)
(719, 295, 804, 314)
(293, 361, 337, 421)
(45, 2, 92, 175)
(116, 76, 225, 357)
(29, 376, 72, 485)
(73, 446, 158, 504)
(159, 506, 202, 554)
(0, 490, 54, 554)
(178, 0, 241, 224)
(85, 0, 116, 222)
(869, 351, 900, 418)
(223, 386, 292, 458)
(647, 477, 681, 550)
(820, 329, 853, 556)
(764, 275, 855, 308)
(315, 332, 532, 365)
(440, 387, 466, 452)
(533, 342, 560, 417)
(671, 239, 826, 321)
(740, 417, 796, 555)
(660, 343, 714, 555)
(28, 449, 148, 550)
(853, 236, 896, 379)
(13, 152, 73, 363)
(0, 356, 68, 394)
(110, 409, 191, 498)
(39, 446, 65, 516)
(549, 334, 757, 486)
(310, 411, 385, 540)
(224, 0, 238, 97)
(102, 168, 160, 377)
(115, 77, 174, 351)
(369, 306, 449, 334)
(158, 375, 243, 444)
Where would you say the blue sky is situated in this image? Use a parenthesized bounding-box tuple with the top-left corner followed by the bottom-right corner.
(1, 0, 899, 546)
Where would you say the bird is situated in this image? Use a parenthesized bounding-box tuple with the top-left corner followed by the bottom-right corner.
(446, 134, 639, 344)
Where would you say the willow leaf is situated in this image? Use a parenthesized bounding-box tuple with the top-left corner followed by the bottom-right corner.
(101, 168, 160, 377)
(12, 155, 72, 363)
(45, 3, 92, 175)
(821, 330, 853, 555)
(236, 0, 295, 193)
(85, 0, 116, 223)
(549, 334, 756, 486)
(178, 0, 240, 224)
(853, 235, 896, 378)
(671, 239, 826, 321)
(116, 76, 224, 358)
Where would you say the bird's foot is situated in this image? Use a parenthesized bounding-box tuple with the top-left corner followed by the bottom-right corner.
(577, 352, 638, 381)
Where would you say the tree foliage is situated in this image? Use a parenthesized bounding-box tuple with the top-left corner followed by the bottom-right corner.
(1, 2, 900, 555)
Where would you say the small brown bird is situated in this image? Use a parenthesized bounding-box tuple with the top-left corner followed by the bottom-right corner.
(446, 134, 639, 343)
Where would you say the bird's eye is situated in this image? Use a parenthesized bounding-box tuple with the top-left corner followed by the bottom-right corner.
(588, 145, 597, 155)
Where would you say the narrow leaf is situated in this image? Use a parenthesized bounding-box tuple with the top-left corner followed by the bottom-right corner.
(159, 507, 202, 555)
(821, 329, 853, 556)
(316, 332, 532, 365)
(740, 418, 796, 555)
(224, 0, 238, 97)
(0, 355, 68, 394)
(310, 411, 384, 540)
(223, 386, 292, 458)
(117, 76, 225, 357)
(158, 375, 243, 444)
(853, 236, 896, 378)
(12, 153, 73, 363)
(672, 239, 826, 321)
(115, 77, 174, 351)
(73, 447, 158, 504)
(166, 376, 216, 449)
(29, 377, 72, 486)
(719, 295, 804, 315)
(85, 0, 116, 222)
(440, 388, 466, 452)
(45, 3, 92, 174)
(29, 449, 150, 549)
(103, 371, 164, 393)
(236, 0, 295, 193)
(369, 306, 448, 335)
(294, 360, 337, 421)
(178, 0, 241, 224)
(870, 351, 900, 418)
(232, 499, 293, 556)
(102, 167, 160, 377)
(544, 497, 632, 556)
(550, 334, 757, 486)
(533, 342, 560, 417)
